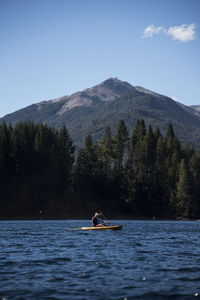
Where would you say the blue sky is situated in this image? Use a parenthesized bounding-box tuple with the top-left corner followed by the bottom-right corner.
(0, 0, 200, 117)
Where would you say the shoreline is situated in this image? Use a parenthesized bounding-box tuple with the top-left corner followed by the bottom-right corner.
(0, 215, 196, 221)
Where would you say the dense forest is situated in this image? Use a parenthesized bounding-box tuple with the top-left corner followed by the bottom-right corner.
(0, 120, 200, 220)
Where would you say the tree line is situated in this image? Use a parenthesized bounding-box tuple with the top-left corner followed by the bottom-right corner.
(0, 120, 200, 219)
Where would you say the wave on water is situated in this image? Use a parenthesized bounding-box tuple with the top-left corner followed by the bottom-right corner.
(0, 220, 200, 300)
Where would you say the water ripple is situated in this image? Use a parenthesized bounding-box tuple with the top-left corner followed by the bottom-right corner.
(0, 220, 200, 300)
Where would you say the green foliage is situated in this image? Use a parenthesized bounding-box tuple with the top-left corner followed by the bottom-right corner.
(113, 120, 129, 169)
(72, 119, 200, 219)
(0, 121, 75, 218)
(176, 159, 192, 218)
(0, 119, 200, 219)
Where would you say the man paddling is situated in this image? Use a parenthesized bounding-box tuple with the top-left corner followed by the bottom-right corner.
(92, 212, 109, 227)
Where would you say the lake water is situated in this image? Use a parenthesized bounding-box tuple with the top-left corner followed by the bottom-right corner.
(0, 220, 200, 300)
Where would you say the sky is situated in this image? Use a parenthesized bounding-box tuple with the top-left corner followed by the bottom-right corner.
(0, 0, 200, 117)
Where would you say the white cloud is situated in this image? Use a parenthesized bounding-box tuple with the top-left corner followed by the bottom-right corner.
(167, 24, 196, 42)
(142, 23, 196, 42)
(142, 25, 165, 38)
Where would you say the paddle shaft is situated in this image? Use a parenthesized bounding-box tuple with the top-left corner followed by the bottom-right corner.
(98, 211, 112, 225)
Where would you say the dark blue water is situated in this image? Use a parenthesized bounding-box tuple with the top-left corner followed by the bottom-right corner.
(0, 220, 200, 300)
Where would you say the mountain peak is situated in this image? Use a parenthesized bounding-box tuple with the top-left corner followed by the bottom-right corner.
(1, 77, 200, 149)
(99, 77, 135, 92)
(82, 77, 135, 101)
(58, 77, 135, 113)
(100, 77, 124, 86)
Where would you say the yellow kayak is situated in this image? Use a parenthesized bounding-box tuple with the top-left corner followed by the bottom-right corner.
(81, 225, 122, 230)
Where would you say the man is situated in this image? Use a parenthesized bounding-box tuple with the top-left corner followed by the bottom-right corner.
(92, 212, 109, 227)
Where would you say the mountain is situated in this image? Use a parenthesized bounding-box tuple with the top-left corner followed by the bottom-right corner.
(190, 105, 200, 117)
(1, 78, 200, 148)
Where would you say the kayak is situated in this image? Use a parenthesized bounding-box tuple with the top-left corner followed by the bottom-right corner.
(81, 225, 122, 230)
(82, 225, 122, 230)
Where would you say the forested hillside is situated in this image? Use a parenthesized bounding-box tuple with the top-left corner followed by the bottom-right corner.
(0, 120, 200, 220)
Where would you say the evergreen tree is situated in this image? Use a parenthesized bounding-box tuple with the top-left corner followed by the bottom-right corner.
(165, 123, 182, 216)
(113, 120, 129, 170)
(182, 141, 195, 164)
(58, 124, 75, 186)
(131, 119, 146, 148)
(0, 122, 13, 213)
(144, 125, 156, 173)
(190, 151, 200, 218)
(155, 136, 168, 216)
(74, 135, 100, 213)
(142, 125, 157, 216)
(176, 159, 192, 218)
(128, 120, 147, 215)
(101, 126, 114, 174)
(154, 126, 162, 143)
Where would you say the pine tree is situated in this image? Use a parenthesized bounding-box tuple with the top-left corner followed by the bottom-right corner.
(130, 119, 146, 183)
(176, 159, 192, 218)
(131, 119, 146, 148)
(0, 122, 13, 213)
(155, 136, 168, 216)
(142, 125, 157, 216)
(101, 126, 114, 174)
(128, 120, 147, 215)
(113, 120, 129, 170)
(58, 124, 75, 186)
(190, 151, 200, 218)
(74, 135, 100, 214)
(182, 141, 195, 164)
(154, 126, 162, 144)
(165, 123, 182, 216)
(144, 125, 156, 172)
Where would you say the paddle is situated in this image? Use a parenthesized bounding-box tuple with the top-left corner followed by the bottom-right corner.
(98, 211, 113, 226)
